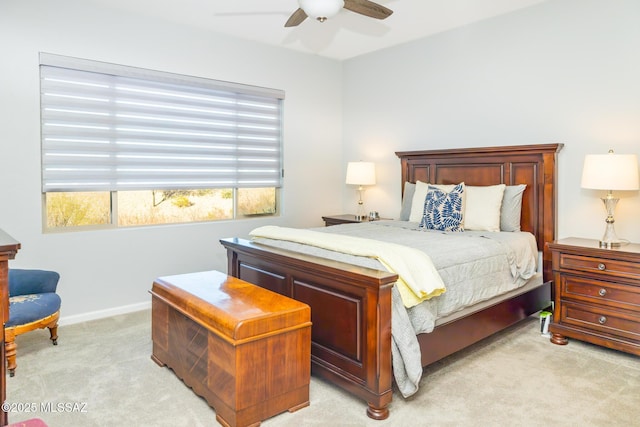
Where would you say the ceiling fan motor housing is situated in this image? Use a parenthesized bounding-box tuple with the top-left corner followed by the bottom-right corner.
(299, 0, 345, 21)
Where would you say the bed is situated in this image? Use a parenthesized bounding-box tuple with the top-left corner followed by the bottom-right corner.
(220, 143, 563, 420)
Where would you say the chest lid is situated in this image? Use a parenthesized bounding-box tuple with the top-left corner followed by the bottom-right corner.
(151, 270, 310, 342)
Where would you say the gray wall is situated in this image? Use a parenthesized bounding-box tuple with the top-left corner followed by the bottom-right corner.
(343, 0, 640, 243)
(0, 0, 343, 322)
(2, 0, 639, 323)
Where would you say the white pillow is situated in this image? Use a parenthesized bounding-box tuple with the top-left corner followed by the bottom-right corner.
(409, 181, 461, 222)
(464, 184, 506, 232)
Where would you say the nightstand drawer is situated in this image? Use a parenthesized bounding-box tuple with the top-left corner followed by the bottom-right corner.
(558, 253, 640, 281)
(561, 301, 640, 342)
(560, 274, 640, 311)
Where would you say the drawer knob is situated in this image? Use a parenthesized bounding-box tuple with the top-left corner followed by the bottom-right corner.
(597, 263, 606, 271)
(598, 316, 607, 324)
(598, 288, 607, 297)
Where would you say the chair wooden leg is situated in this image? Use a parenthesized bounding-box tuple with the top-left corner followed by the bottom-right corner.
(4, 328, 17, 377)
(48, 324, 58, 345)
(46, 312, 59, 345)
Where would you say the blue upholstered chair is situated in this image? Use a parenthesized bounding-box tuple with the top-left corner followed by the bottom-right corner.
(5, 269, 61, 376)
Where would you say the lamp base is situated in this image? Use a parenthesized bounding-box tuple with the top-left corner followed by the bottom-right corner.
(355, 187, 366, 220)
(598, 195, 629, 249)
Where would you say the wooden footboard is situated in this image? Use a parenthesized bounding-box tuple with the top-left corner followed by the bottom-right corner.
(221, 237, 552, 420)
(221, 237, 398, 420)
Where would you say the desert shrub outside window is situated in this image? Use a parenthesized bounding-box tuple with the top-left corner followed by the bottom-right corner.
(40, 54, 283, 231)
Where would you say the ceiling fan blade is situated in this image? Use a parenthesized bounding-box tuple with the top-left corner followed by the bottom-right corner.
(285, 8, 308, 27)
(344, 0, 393, 20)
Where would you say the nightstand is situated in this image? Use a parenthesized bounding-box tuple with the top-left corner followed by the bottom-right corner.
(547, 237, 640, 356)
(321, 214, 391, 226)
(322, 214, 369, 226)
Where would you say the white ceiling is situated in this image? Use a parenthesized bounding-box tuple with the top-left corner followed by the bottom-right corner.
(86, 0, 550, 61)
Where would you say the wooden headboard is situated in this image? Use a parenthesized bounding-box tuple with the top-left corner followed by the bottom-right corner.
(396, 143, 563, 282)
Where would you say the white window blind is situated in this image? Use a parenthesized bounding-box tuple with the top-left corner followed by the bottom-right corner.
(40, 53, 284, 192)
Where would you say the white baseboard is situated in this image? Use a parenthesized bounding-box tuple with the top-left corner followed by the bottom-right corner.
(58, 301, 151, 326)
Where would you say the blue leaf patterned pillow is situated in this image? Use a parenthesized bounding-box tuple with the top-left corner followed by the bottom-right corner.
(419, 183, 465, 232)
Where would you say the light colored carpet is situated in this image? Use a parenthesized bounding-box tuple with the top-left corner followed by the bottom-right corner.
(5, 310, 639, 426)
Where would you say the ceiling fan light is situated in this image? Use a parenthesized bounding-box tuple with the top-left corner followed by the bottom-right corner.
(299, 0, 344, 20)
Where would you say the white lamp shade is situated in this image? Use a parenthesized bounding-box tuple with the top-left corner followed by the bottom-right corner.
(581, 152, 640, 191)
(299, 0, 344, 19)
(346, 161, 376, 186)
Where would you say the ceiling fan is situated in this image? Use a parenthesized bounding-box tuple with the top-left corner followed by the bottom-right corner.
(285, 0, 393, 27)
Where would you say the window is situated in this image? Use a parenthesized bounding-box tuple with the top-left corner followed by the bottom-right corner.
(40, 53, 283, 231)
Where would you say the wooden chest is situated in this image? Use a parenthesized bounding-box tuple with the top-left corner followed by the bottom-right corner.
(150, 270, 311, 427)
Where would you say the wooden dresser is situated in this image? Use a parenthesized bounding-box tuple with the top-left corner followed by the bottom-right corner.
(548, 237, 640, 355)
(0, 230, 21, 426)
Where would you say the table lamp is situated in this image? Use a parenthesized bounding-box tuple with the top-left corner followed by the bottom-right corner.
(581, 150, 640, 248)
(346, 161, 376, 220)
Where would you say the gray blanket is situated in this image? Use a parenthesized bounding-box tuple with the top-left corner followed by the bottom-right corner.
(252, 220, 538, 397)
